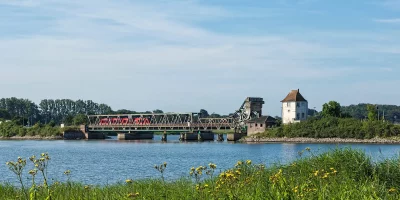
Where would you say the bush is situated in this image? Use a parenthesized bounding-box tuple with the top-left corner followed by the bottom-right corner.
(263, 117, 399, 139)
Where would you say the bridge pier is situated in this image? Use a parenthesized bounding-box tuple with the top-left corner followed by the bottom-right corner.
(161, 132, 167, 141)
(227, 133, 246, 141)
(183, 131, 214, 141)
(85, 132, 105, 139)
(118, 133, 154, 140)
(217, 134, 224, 141)
(179, 133, 184, 141)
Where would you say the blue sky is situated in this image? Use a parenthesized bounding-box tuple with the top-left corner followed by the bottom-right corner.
(0, 0, 399, 116)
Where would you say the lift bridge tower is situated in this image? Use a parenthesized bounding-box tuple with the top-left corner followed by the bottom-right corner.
(231, 97, 264, 131)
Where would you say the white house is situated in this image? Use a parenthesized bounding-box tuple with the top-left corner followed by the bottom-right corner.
(281, 89, 308, 124)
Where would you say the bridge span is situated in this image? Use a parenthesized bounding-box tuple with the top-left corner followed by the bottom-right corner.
(87, 113, 235, 132)
(84, 97, 265, 141)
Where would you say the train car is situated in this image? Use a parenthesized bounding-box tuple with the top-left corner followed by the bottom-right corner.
(134, 118, 150, 125)
(121, 118, 129, 125)
(111, 118, 120, 125)
(99, 118, 109, 126)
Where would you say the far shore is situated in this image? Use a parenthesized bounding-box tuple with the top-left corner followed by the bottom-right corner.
(0, 135, 63, 140)
(243, 136, 400, 144)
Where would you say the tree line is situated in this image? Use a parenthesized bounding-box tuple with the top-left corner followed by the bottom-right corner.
(341, 103, 400, 123)
(0, 97, 221, 126)
(0, 98, 169, 126)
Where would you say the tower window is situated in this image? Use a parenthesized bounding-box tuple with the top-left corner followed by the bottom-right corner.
(297, 103, 300, 107)
(302, 113, 305, 118)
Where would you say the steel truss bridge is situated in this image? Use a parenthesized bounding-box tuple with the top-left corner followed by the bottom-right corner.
(87, 113, 234, 132)
(87, 97, 265, 133)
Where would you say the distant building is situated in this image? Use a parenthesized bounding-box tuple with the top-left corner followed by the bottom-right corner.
(281, 89, 308, 124)
(246, 116, 277, 136)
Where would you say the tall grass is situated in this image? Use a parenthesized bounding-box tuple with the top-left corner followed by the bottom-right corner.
(2, 148, 400, 199)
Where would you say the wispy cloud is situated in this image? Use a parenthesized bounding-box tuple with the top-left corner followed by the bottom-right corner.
(374, 18, 400, 24)
(1, 0, 400, 114)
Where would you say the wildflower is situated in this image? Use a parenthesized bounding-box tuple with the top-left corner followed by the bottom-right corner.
(322, 173, 329, 179)
(163, 162, 167, 167)
(204, 184, 209, 188)
(235, 170, 241, 175)
(235, 161, 243, 167)
(246, 160, 252, 165)
(389, 188, 397, 193)
(314, 170, 319, 176)
(305, 147, 311, 151)
(64, 170, 71, 175)
(127, 192, 140, 198)
(126, 179, 133, 184)
(208, 163, 217, 169)
(84, 185, 90, 190)
(29, 169, 38, 176)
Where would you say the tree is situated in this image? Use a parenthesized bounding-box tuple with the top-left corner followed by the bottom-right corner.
(322, 101, 341, 117)
(73, 114, 88, 126)
(199, 109, 209, 118)
(367, 104, 378, 121)
(0, 109, 11, 120)
(153, 109, 164, 114)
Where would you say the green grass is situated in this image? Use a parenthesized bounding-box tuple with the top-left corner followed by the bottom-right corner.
(2, 148, 400, 199)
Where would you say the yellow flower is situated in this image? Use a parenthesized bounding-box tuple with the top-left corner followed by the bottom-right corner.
(126, 179, 133, 184)
(163, 162, 167, 167)
(314, 170, 319, 176)
(29, 169, 38, 176)
(204, 184, 209, 188)
(127, 192, 140, 198)
(305, 147, 311, 151)
(64, 170, 71, 175)
(208, 163, 217, 169)
(246, 160, 252, 165)
(389, 188, 397, 193)
(235, 170, 241, 175)
(236, 161, 243, 166)
(84, 185, 90, 190)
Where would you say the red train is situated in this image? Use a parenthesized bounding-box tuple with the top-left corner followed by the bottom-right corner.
(98, 117, 150, 125)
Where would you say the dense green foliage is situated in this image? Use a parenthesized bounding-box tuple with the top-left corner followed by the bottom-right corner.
(267, 116, 400, 139)
(322, 101, 342, 117)
(0, 121, 78, 137)
(2, 149, 400, 199)
(341, 103, 400, 123)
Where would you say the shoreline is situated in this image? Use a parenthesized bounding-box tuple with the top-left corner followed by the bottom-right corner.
(243, 136, 400, 144)
(0, 135, 63, 140)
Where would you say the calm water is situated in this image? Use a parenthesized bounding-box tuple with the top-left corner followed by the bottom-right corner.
(1, 135, 400, 185)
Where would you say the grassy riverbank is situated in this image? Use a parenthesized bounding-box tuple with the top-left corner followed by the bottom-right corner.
(2, 148, 400, 199)
(262, 116, 400, 139)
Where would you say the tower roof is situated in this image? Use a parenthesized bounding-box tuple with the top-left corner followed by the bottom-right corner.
(281, 89, 307, 102)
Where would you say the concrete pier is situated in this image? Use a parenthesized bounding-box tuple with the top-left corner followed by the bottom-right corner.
(183, 132, 214, 141)
(161, 133, 167, 141)
(227, 133, 246, 141)
(63, 131, 85, 140)
(84, 132, 106, 139)
(117, 133, 154, 140)
(217, 134, 224, 141)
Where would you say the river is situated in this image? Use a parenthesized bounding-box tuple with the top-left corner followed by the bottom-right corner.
(1, 135, 400, 185)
